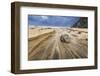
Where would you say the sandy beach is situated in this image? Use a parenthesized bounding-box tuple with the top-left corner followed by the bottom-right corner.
(28, 27, 88, 60)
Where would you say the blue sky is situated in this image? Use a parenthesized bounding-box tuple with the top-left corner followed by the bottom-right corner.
(28, 15, 80, 27)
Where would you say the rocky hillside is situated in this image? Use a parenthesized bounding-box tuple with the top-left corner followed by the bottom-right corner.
(72, 17, 88, 28)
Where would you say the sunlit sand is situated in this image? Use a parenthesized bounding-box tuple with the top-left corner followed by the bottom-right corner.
(28, 26, 88, 60)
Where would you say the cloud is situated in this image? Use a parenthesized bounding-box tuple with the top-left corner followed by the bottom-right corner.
(28, 15, 80, 27)
(41, 16, 48, 20)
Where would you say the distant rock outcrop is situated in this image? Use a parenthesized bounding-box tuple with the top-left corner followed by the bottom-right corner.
(72, 17, 88, 28)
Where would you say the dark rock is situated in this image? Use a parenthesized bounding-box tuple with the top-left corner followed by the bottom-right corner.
(60, 34, 70, 43)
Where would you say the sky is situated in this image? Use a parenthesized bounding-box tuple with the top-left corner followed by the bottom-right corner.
(28, 15, 80, 27)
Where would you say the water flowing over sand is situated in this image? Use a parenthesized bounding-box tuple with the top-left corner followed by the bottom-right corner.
(28, 27, 88, 60)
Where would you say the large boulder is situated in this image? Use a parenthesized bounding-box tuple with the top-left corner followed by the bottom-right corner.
(60, 34, 71, 43)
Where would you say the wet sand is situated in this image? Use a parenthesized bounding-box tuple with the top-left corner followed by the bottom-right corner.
(28, 27, 88, 60)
